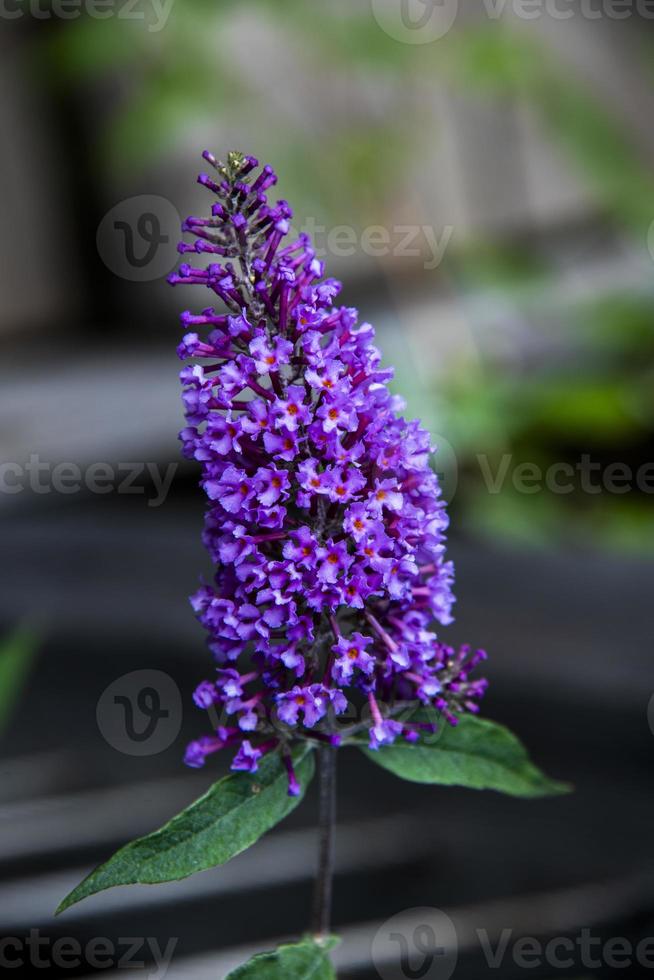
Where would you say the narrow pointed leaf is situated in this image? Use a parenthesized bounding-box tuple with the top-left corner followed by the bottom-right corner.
(363, 715, 570, 797)
(56, 745, 314, 914)
(0, 626, 39, 738)
(226, 937, 339, 979)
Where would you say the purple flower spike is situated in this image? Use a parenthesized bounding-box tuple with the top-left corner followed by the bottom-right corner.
(172, 151, 487, 781)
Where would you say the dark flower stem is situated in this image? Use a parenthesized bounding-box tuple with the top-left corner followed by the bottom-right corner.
(312, 742, 337, 938)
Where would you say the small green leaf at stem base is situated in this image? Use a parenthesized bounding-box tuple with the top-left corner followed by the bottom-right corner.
(226, 936, 339, 979)
(362, 714, 570, 798)
(56, 744, 314, 915)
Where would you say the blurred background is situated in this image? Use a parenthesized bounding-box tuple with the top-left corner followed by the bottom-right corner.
(1, 1, 653, 977)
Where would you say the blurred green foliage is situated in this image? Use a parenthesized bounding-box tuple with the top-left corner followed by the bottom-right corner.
(395, 290, 654, 554)
(39, 0, 419, 221)
(40, 7, 654, 234)
(442, 29, 654, 233)
(38, 5, 654, 552)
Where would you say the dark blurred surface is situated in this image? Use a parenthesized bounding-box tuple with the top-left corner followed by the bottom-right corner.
(1, 2, 654, 977)
(1, 484, 652, 977)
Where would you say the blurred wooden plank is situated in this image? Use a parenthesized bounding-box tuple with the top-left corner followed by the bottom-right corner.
(0, 814, 437, 929)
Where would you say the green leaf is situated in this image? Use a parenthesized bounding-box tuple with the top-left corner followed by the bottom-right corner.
(0, 626, 39, 739)
(56, 745, 314, 914)
(226, 937, 339, 979)
(362, 715, 570, 798)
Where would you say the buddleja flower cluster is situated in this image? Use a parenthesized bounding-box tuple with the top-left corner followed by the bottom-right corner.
(169, 151, 487, 795)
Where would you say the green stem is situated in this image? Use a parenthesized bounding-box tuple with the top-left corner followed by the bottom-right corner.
(311, 742, 337, 938)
